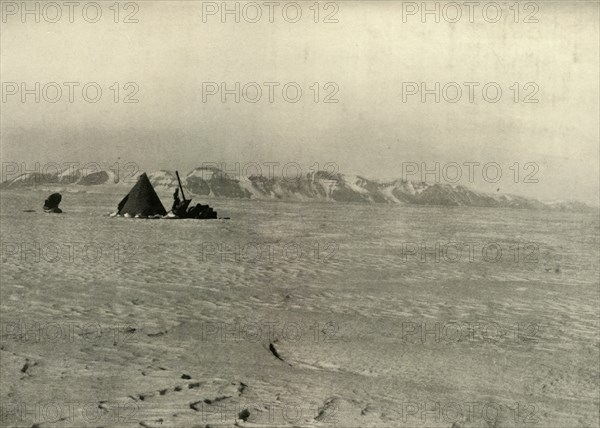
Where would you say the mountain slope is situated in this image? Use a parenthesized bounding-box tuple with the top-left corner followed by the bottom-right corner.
(0, 166, 593, 211)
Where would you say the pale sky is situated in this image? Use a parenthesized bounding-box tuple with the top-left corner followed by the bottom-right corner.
(1, 1, 599, 204)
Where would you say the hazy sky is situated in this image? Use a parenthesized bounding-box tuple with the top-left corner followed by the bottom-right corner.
(1, 1, 598, 204)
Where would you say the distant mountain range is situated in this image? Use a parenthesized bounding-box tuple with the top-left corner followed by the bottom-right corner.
(0, 166, 594, 212)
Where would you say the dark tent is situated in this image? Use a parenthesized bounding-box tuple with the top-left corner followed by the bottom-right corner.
(117, 173, 167, 217)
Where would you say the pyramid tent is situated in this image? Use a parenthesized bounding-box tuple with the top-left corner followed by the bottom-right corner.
(117, 173, 167, 217)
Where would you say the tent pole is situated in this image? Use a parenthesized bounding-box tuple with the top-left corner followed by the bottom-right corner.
(175, 171, 187, 201)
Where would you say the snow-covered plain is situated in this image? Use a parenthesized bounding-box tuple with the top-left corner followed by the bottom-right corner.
(1, 190, 598, 427)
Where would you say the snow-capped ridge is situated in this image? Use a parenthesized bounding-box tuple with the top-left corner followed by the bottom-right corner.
(1, 166, 593, 211)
